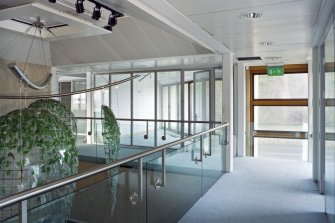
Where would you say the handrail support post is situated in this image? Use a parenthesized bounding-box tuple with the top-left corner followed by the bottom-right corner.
(138, 158, 143, 200)
(19, 200, 27, 223)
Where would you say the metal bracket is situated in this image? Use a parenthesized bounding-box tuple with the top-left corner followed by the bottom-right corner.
(194, 135, 203, 164)
(154, 150, 166, 189)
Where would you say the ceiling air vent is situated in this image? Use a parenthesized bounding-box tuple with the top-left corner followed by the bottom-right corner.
(236, 56, 262, 61)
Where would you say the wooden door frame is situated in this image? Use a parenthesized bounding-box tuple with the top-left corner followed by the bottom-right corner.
(248, 64, 309, 156)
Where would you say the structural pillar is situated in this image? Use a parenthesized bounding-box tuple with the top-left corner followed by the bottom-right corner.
(236, 62, 246, 157)
(222, 53, 234, 172)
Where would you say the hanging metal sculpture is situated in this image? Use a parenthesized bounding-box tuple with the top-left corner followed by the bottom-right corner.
(7, 63, 52, 90)
(6, 16, 55, 90)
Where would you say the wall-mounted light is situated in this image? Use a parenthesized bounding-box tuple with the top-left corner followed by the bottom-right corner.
(92, 4, 102, 20)
(75, 0, 85, 13)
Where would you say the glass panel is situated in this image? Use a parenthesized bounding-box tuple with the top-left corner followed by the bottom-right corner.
(93, 118, 103, 144)
(201, 129, 226, 194)
(59, 81, 71, 109)
(254, 106, 308, 132)
(215, 68, 223, 122)
(133, 121, 155, 147)
(184, 82, 193, 136)
(325, 21, 335, 222)
(254, 137, 308, 161)
(254, 73, 308, 99)
(157, 71, 181, 121)
(184, 70, 210, 134)
(156, 121, 182, 147)
(119, 120, 131, 145)
(133, 72, 155, 119)
(94, 74, 110, 116)
(71, 80, 86, 117)
(76, 118, 87, 144)
(146, 143, 202, 223)
(93, 74, 110, 144)
(111, 74, 131, 119)
(157, 71, 181, 145)
(0, 200, 19, 222)
(26, 166, 146, 223)
(194, 71, 210, 122)
(1, 126, 228, 223)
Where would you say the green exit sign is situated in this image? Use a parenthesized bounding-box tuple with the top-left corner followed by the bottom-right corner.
(267, 65, 284, 76)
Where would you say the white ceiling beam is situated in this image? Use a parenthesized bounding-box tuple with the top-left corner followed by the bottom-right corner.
(310, 0, 335, 47)
(126, 0, 231, 54)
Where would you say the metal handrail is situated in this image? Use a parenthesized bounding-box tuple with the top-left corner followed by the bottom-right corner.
(75, 117, 222, 124)
(0, 123, 229, 209)
(0, 75, 140, 99)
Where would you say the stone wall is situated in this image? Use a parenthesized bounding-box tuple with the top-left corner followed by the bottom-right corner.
(0, 59, 51, 116)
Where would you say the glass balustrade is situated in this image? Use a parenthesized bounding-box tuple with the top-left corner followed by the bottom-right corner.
(75, 118, 213, 172)
(0, 124, 228, 223)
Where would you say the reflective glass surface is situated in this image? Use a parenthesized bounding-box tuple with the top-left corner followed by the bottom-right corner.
(254, 73, 308, 99)
(254, 106, 308, 132)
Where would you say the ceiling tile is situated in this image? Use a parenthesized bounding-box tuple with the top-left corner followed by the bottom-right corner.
(166, 0, 301, 16)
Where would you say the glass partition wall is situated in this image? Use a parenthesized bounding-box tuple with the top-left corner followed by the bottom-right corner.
(76, 68, 223, 149)
(55, 68, 223, 173)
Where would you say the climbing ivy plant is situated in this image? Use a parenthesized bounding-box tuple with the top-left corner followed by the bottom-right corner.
(101, 105, 120, 215)
(29, 99, 77, 136)
(0, 107, 78, 196)
(101, 105, 120, 162)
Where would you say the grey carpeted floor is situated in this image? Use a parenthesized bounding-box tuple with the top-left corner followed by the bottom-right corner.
(179, 157, 328, 223)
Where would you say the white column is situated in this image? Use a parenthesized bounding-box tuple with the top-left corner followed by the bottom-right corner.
(237, 62, 246, 156)
(222, 53, 234, 172)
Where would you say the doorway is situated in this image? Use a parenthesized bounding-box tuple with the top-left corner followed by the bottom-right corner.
(248, 65, 309, 161)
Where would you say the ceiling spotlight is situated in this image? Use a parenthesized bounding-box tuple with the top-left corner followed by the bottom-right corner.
(108, 13, 117, 26)
(49, 0, 56, 3)
(259, 41, 273, 46)
(104, 25, 113, 32)
(241, 12, 262, 19)
(75, 0, 85, 13)
(92, 4, 102, 20)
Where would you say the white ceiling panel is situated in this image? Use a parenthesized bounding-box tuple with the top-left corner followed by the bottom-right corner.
(135, 19, 178, 57)
(215, 27, 314, 49)
(203, 14, 317, 36)
(165, 33, 197, 56)
(233, 43, 310, 55)
(101, 27, 141, 60)
(166, 0, 305, 16)
(188, 0, 320, 28)
(115, 17, 160, 59)
(164, 0, 323, 63)
(50, 15, 212, 66)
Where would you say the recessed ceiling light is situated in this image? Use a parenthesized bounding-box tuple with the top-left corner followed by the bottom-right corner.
(259, 41, 273, 46)
(264, 56, 282, 61)
(241, 12, 262, 19)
